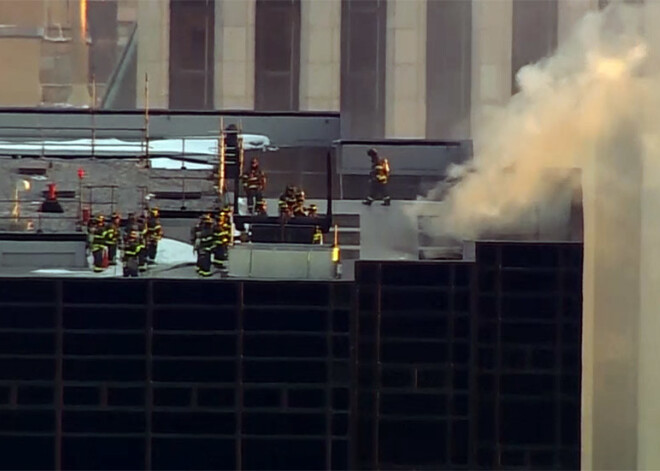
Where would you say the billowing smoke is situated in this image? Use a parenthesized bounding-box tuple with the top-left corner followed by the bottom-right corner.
(420, 2, 652, 242)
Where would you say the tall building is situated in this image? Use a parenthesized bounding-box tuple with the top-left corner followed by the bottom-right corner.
(0, 0, 609, 139)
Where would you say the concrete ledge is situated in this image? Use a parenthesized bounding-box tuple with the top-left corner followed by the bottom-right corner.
(0, 26, 44, 39)
(0, 232, 87, 268)
(228, 243, 339, 280)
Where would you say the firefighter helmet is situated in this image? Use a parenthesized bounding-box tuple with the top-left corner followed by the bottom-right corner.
(367, 148, 378, 158)
(150, 207, 159, 217)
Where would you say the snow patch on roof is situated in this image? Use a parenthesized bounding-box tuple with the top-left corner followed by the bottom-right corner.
(156, 238, 197, 265)
(0, 134, 274, 158)
(150, 158, 213, 170)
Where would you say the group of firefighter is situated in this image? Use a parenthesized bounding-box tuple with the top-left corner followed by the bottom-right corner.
(85, 148, 390, 277)
(187, 149, 391, 275)
(239, 149, 392, 215)
(191, 205, 232, 277)
(86, 208, 163, 277)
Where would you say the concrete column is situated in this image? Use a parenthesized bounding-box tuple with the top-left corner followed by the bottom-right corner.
(558, 0, 598, 46)
(299, 0, 340, 111)
(136, 0, 169, 108)
(69, 0, 91, 107)
(0, 0, 45, 106)
(470, 0, 513, 134)
(582, 7, 660, 470)
(582, 120, 643, 471)
(214, 0, 255, 109)
(583, 150, 642, 471)
(384, 0, 426, 138)
(637, 4, 660, 468)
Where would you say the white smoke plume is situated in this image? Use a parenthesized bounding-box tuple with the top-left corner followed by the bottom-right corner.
(421, 2, 653, 242)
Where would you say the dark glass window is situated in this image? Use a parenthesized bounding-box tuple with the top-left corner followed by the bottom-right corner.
(426, 0, 472, 139)
(169, 0, 215, 110)
(511, 0, 558, 94)
(340, 0, 386, 139)
(255, 0, 301, 111)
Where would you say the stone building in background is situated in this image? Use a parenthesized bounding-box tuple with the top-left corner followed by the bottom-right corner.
(0, 0, 615, 139)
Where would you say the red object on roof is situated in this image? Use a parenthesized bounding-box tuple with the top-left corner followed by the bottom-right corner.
(77, 167, 85, 180)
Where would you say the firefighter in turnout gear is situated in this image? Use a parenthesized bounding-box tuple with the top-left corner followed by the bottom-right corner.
(241, 158, 266, 214)
(137, 215, 149, 272)
(191, 214, 203, 246)
(293, 188, 307, 217)
(307, 204, 318, 218)
(89, 215, 108, 273)
(220, 204, 232, 223)
(312, 226, 323, 245)
(124, 213, 138, 243)
(105, 212, 121, 266)
(363, 148, 391, 206)
(122, 230, 140, 277)
(212, 212, 231, 268)
(255, 198, 267, 216)
(146, 208, 163, 264)
(195, 214, 215, 277)
(279, 185, 296, 217)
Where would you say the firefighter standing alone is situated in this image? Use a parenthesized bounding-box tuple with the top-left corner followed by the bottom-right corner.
(363, 148, 391, 206)
(241, 158, 266, 214)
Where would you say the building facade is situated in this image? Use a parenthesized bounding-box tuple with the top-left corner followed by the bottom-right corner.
(0, 0, 614, 139)
(138, 0, 593, 140)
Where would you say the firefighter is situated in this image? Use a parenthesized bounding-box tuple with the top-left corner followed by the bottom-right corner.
(312, 226, 323, 245)
(122, 230, 140, 277)
(241, 157, 266, 214)
(89, 214, 107, 273)
(220, 204, 232, 223)
(278, 198, 290, 218)
(124, 213, 138, 243)
(293, 189, 307, 217)
(194, 214, 215, 277)
(255, 198, 267, 216)
(146, 208, 163, 264)
(307, 204, 318, 218)
(212, 212, 231, 268)
(105, 212, 121, 266)
(363, 148, 391, 206)
(191, 214, 204, 247)
(137, 215, 149, 272)
(279, 185, 296, 218)
(86, 212, 96, 234)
